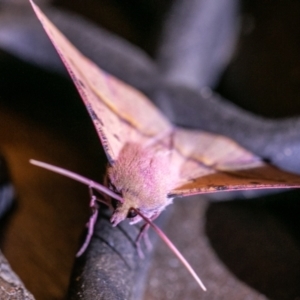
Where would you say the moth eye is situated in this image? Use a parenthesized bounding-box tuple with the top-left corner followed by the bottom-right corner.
(127, 208, 137, 219)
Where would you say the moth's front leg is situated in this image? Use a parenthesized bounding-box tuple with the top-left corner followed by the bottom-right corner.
(76, 190, 98, 256)
(76, 185, 111, 257)
(135, 212, 160, 259)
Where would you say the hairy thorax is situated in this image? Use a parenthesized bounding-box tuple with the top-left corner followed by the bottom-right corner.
(108, 143, 176, 225)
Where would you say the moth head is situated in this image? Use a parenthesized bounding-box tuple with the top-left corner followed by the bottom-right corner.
(110, 203, 139, 226)
(110, 194, 159, 226)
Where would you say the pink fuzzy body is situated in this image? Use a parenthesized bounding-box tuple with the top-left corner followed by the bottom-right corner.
(108, 143, 176, 225)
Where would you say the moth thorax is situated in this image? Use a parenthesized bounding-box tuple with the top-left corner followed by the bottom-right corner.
(108, 143, 175, 225)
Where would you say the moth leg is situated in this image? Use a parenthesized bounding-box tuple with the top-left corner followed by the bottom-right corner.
(142, 226, 152, 251)
(135, 212, 160, 258)
(76, 186, 109, 257)
(90, 177, 114, 210)
(135, 223, 149, 259)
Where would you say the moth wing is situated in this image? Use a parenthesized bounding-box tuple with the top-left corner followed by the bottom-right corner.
(170, 128, 300, 197)
(30, 1, 172, 163)
(30, 2, 300, 197)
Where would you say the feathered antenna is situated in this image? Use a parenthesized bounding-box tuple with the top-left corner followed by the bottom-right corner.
(29, 159, 207, 291)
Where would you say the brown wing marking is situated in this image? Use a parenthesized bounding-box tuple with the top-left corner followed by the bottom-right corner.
(169, 128, 300, 197)
(170, 165, 300, 197)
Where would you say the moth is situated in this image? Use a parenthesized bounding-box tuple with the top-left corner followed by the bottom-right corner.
(29, 0, 300, 292)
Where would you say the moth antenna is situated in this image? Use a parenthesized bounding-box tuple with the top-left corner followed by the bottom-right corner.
(29, 160, 206, 290)
(29, 159, 124, 203)
(132, 208, 207, 292)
